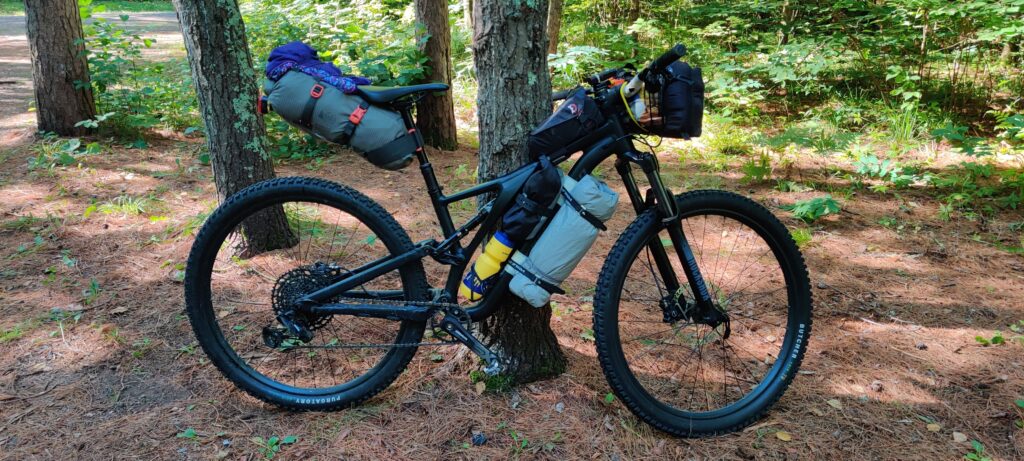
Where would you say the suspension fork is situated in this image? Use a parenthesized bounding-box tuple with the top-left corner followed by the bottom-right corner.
(620, 151, 716, 312)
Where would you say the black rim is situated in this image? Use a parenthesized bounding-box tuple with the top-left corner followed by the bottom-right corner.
(609, 206, 803, 420)
(190, 192, 420, 396)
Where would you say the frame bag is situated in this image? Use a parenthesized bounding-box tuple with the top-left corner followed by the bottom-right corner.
(505, 174, 619, 307)
(528, 88, 605, 160)
(263, 71, 416, 170)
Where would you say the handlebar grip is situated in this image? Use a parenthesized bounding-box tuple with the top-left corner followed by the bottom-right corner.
(650, 44, 687, 71)
(551, 89, 572, 102)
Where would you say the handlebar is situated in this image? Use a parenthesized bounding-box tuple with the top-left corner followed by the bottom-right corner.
(649, 44, 687, 72)
(551, 88, 573, 102)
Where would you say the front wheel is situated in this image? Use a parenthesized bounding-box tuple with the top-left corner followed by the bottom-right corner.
(594, 190, 812, 436)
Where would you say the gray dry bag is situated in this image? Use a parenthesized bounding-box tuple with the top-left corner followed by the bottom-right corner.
(263, 71, 416, 170)
(506, 174, 619, 307)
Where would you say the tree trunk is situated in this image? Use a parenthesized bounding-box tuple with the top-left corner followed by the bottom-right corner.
(463, 0, 474, 35)
(546, 0, 563, 56)
(473, 0, 565, 385)
(23, 0, 95, 135)
(415, 0, 458, 150)
(172, 0, 294, 253)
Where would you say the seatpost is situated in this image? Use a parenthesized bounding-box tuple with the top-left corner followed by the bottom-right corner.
(399, 107, 457, 237)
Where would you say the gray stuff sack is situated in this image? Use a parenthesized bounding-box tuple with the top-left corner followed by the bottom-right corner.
(506, 174, 618, 307)
(263, 71, 415, 170)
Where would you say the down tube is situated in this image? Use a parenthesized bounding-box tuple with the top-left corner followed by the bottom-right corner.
(567, 139, 682, 295)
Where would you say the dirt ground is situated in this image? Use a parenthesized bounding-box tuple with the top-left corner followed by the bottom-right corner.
(2, 13, 1024, 461)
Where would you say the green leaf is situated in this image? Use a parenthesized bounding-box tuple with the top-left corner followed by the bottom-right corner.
(603, 393, 615, 404)
(281, 435, 298, 444)
(176, 428, 197, 439)
(1015, 399, 1024, 409)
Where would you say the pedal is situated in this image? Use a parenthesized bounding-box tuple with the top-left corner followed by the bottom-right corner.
(439, 313, 503, 375)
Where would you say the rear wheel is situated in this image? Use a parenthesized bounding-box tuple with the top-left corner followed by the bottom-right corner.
(184, 177, 429, 410)
(594, 190, 811, 436)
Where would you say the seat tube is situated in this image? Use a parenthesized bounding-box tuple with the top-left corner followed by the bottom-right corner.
(401, 108, 456, 236)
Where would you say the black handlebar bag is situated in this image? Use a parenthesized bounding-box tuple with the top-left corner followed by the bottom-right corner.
(641, 61, 704, 139)
(528, 87, 604, 160)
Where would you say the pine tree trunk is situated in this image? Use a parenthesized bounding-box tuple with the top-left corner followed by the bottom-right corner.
(547, 0, 563, 56)
(415, 0, 458, 150)
(172, 0, 294, 254)
(23, 0, 96, 135)
(473, 0, 565, 385)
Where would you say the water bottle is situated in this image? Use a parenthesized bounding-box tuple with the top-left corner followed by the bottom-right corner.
(459, 231, 514, 301)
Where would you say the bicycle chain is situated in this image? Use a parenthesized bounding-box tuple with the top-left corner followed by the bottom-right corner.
(277, 295, 472, 351)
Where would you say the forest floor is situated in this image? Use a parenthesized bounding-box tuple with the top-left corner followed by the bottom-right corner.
(2, 13, 1024, 461)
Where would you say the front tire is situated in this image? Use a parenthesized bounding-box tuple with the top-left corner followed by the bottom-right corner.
(594, 190, 812, 436)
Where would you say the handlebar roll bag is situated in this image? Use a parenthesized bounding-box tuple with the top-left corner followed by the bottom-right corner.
(641, 61, 704, 139)
(528, 87, 605, 160)
(505, 174, 619, 307)
(263, 71, 414, 170)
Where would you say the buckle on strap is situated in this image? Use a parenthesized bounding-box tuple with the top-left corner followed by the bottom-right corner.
(349, 102, 369, 125)
(560, 188, 607, 231)
(506, 259, 565, 295)
(309, 84, 325, 98)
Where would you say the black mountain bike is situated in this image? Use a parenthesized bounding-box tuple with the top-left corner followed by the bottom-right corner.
(184, 45, 812, 436)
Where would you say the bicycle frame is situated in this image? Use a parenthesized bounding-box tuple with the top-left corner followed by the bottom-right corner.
(296, 101, 716, 323)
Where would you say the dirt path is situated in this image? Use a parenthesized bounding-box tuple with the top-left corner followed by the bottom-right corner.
(0, 12, 181, 135)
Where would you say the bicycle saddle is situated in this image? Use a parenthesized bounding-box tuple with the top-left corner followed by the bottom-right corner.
(356, 83, 449, 105)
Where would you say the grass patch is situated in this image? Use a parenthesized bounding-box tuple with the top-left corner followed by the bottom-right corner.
(0, 0, 174, 15)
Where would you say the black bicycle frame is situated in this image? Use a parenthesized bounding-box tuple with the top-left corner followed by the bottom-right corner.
(298, 101, 716, 322)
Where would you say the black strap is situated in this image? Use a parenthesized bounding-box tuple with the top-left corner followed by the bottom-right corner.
(338, 101, 371, 144)
(560, 188, 607, 231)
(506, 259, 565, 295)
(365, 133, 418, 158)
(515, 194, 555, 217)
(298, 80, 324, 129)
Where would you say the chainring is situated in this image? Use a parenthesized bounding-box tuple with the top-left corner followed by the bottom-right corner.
(271, 262, 346, 331)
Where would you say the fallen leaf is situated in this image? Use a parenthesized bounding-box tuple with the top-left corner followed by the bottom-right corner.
(827, 399, 843, 410)
(776, 431, 792, 441)
(474, 381, 486, 395)
(952, 432, 968, 443)
(810, 408, 825, 416)
(926, 423, 941, 432)
(214, 450, 229, 460)
(109, 306, 129, 314)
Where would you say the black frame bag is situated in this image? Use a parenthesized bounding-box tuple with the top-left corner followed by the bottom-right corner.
(528, 88, 605, 159)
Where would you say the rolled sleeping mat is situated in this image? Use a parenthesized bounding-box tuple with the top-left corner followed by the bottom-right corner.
(506, 174, 619, 307)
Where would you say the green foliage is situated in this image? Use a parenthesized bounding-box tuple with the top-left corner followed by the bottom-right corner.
(79, 3, 200, 139)
(741, 153, 772, 183)
(781, 195, 841, 223)
(974, 331, 1005, 346)
(251, 435, 298, 459)
(963, 440, 992, 461)
(29, 133, 102, 171)
(790, 228, 812, 248)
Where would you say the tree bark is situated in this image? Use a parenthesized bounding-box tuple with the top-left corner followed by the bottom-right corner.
(172, 0, 294, 253)
(23, 0, 95, 135)
(415, 0, 459, 150)
(473, 0, 565, 385)
(546, 0, 563, 56)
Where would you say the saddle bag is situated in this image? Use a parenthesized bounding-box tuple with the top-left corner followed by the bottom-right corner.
(505, 174, 619, 307)
(263, 71, 415, 170)
(528, 88, 605, 160)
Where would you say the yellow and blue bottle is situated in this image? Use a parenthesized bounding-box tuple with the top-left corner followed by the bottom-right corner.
(459, 231, 514, 301)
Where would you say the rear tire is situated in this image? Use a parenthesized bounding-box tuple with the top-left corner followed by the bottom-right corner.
(594, 190, 812, 436)
(184, 177, 429, 410)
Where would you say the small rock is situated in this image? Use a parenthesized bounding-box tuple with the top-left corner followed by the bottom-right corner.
(952, 432, 968, 443)
(915, 342, 928, 350)
(554, 402, 565, 413)
(471, 432, 487, 446)
(926, 423, 941, 432)
(509, 391, 522, 409)
(869, 380, 884, 392)
(222, 439, 231, 447)
(817, 281, 827, 289)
